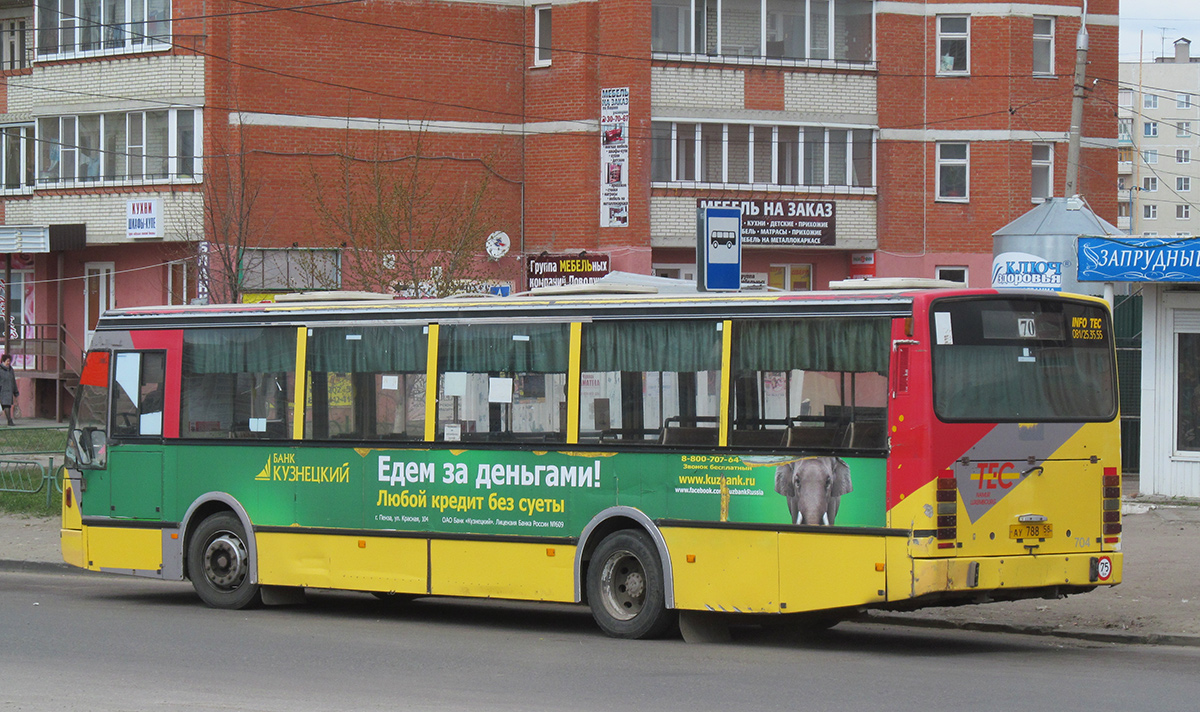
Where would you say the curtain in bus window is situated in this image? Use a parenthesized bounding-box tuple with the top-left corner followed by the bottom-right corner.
(580, 320, 722, 445)
(181, 328, 296, 439)
(436, 323, 570, 443)
(306, 326, 428, 441)
(730, 318, 889, 450)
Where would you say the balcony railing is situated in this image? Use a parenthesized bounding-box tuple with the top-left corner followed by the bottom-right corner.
(5, 323, 82, 379)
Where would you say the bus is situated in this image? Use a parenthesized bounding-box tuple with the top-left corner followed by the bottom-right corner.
(60, 285, 1122, 639)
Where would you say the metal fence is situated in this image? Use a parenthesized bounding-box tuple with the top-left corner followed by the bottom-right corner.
(0, 426, 68, 506)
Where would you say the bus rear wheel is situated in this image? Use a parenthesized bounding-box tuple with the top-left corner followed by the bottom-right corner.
(587, 530, 674, 639)
(187, 512, 262, 609)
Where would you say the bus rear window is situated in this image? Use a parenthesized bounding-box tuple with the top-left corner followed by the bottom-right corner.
(931, 297, 1117, 422)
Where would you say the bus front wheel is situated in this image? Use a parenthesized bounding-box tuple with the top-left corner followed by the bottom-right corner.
(187, 512, 262, 609)
(587, 530, 674, 639)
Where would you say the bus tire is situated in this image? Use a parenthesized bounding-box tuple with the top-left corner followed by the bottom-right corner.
(587, 530, 674, 639)
(187, 512, 262, 610)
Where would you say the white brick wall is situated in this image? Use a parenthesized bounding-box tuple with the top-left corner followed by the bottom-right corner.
(3, 55, 204, 120)
(784, 73, 876, 115)
(5, 191, 203, 244)
(651, 196, 877, 249)
(652, 67, 744, 110)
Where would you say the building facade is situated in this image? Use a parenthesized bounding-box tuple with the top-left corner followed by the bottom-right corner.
(0, 0, 1118, 419)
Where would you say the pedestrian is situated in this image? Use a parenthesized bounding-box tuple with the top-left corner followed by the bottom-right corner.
(0, 354, 18, 426)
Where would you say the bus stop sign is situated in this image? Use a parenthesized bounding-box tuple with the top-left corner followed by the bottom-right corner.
(697, 207, 742, 291)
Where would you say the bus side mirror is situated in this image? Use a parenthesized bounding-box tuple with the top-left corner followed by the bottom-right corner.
(68, 427, 107, 470)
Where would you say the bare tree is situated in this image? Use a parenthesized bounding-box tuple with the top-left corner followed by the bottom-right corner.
(308, 133, 515, 297)
(173, 129, 272, 304)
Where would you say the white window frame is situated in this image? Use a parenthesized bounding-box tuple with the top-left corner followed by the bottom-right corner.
(1119, 89, 1133, 107)
(1145, 204, 1158, 220)
(1144, 93, 1159, 109)
(1144, 121, 1159, 138)
(1031, 142, 1053, 203)
(936, 15, 970, 76)
(0, 124, 35, 195)
(35, 108, 201, 187)
(1179, 121, 1192, 138)
(1179, 176, 1192, 192)
(533, 5, 552, 66)
(935, 266, 968, 284)
(1032, 16, 1054, 75)
(1144, 176, 1159, 192)
(935, 141, 969, 202)
(36, 0, 172, 60)
(1117, 118, 1132, 142)
(1178, 149, 1191, 164)
(1144, 149, 1159, 164)
(84, 262, 115, 349)
(1178, 93, 1193, 109)
(1178, 204, 1191, 220)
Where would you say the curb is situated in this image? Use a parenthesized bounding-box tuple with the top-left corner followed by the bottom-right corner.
(864, 612, 1200, 648)
(0, 558, 75, 575)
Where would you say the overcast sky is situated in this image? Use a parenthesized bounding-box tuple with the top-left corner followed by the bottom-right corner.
(1120, 2, 1200, 62)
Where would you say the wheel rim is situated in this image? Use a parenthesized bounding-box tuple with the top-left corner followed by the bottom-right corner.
(203, 532, 248, 591)
(599, 548, 647, 622)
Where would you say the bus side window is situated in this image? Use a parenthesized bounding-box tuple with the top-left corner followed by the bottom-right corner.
(730, 318, 890, 452)
(305, 326, 427, 441)
(435, 323, 569, 443)
(181, 328, 296, 439)
(68, 350, 111, 470)
(578, 320, 722, 445)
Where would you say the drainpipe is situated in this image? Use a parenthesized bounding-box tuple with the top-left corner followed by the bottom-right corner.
(1064, 0, 1089, 196)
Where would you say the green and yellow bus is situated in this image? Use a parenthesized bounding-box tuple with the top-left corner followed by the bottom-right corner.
(61, 286, 1122, 638)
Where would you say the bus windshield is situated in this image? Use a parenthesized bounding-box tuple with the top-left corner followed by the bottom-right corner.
(930, 296, 1117, 422)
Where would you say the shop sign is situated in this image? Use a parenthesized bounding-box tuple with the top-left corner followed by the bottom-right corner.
(127, 198, 164, 239)
(600, 88, 629, 228)
(991, 251, 1063, 291)
(696, 199, 834, 246)
(526, 253, 611, 289)
(1078, 235, 1200, 282)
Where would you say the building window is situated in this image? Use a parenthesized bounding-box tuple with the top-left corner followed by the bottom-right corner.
(1145, 204, 1158, 220)
(1144, 122, 1159, 138)
(1179, 122, 1192, 138)
(1118, 118, 1132, 142)
(0, 125, 34, 193)
(650, 0, 873, 63)
(936, 266, 968, 284)
(937, 16, 969, 74)
(1118, 147, 1133, 163)
(1117, 202, 1130, 218)
(241, 248, 341, 292)
(1144, 176, 1159, 192)
(1179, 149, 1191, 164)
(650, 120, 874, 189)
(1119, 90, 1133, 107)
(1178, 204, 1191, 220)
(936, 142, 968, 200)
(36, 108, 200, 186)
(1180, 177, 1192, 192)
(37, 0, 170, 58)
(1144, 93, 1159, 109)
(1031, 143, 1053, 202)
(1032, 16, 1053, 75)
(1144, 149, 1159, 164)
(534, 5, 551, 66)
(1179, 93, 1193, 109)
(1179, 333, 1200, 451)
(1118, 177, 1126, 191)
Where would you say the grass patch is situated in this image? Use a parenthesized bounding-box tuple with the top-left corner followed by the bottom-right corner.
(0, 489, 58, 518)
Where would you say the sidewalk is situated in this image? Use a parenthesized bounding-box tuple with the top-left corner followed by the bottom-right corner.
(2, 496, 1197, 645)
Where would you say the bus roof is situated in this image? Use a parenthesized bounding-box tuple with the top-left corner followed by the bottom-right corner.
(94, 287, 1063, 330)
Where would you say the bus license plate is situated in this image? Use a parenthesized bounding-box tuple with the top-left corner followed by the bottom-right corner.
(1009, 523, 1053, 539)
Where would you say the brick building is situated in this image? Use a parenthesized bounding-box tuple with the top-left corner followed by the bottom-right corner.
(0, 0, 1118, 418)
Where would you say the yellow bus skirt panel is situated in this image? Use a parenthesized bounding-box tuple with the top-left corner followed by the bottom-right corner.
(662, 527, 781, 613)
(255, 532, 428, 594)
(899, 551, 1122, 601)
(86, 526, 163, 574)
(61, 481, 85, 568)
(776, 531, 889, 613)
(430, 539, 575, 602)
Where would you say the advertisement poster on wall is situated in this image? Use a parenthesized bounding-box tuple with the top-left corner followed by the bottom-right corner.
(600, 87, 629, 228)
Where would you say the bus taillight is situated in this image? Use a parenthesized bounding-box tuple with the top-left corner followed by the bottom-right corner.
(1102, 467, 1121, 543)
(936, 470, 957, 549)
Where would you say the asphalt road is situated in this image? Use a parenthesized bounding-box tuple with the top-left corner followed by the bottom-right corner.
(3, 569, 1198, 712)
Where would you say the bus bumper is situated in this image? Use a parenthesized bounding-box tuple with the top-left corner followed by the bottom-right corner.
(894, 551, 1123, 602)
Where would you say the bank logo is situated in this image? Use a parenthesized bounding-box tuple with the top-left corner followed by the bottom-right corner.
(254, 453, 351, 484)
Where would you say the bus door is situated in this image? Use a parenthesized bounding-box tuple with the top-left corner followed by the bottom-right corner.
(106, 351, 167, 519)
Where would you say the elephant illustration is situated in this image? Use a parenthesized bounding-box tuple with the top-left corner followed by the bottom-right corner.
(774, 456, 853, 526)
